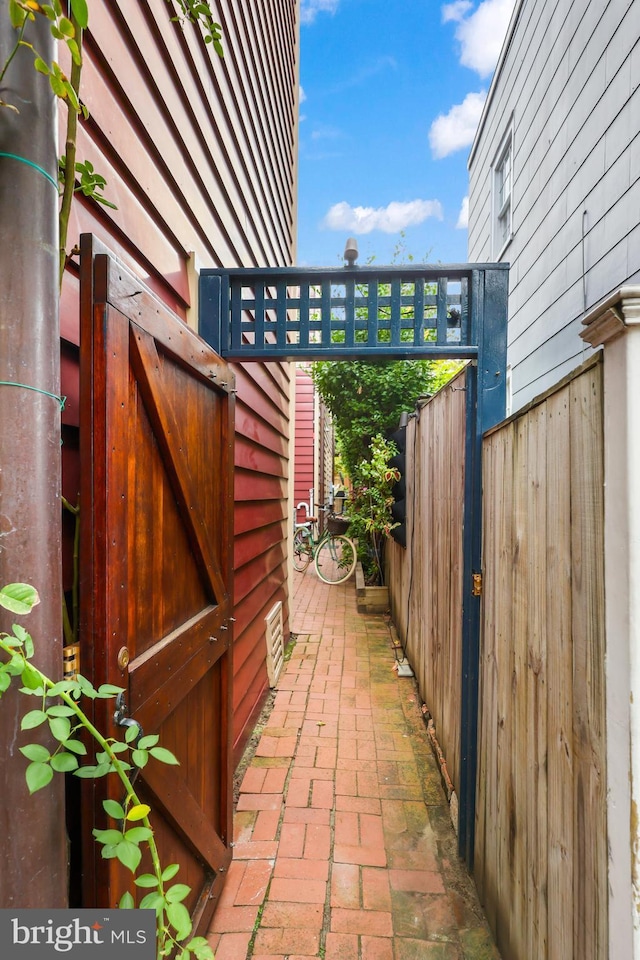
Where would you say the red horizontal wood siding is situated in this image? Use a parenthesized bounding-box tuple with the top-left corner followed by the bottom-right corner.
(294, 368, 315, 521)
(59, 0, 299, 762)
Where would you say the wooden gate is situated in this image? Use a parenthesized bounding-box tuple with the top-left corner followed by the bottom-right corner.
(79, 236, 234, 932)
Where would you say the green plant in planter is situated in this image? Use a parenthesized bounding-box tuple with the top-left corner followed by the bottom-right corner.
(347, 435, 400, 586)
(0, 582, 213, 960)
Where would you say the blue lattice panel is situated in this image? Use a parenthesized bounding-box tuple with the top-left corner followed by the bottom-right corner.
(200, 265, 495, 361)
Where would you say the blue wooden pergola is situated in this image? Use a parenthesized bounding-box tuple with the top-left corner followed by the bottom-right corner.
(199, 261, 509, 868)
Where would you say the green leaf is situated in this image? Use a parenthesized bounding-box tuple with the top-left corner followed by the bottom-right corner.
(116, 840, 142, 873)
(139, 892, 164, 912)
(9, 0, 27, 29)
(66, 38, 81, 67)
(188, 938, 213, 960)
(21, 710, 47, 730)
(109, 740, 130, 754)
(76, 674, 97, 699)
(12, 623, 28, 643)
(26, 761, 54, 794)
(124, 826, 153, 844)
(70, 0, 89, 29)
(48, 680, 79, 697)
(103, 799, 126, 820)
(0, 583, 39, 615)
(21, 663, 42, 690)
(96, 683, 125, 697)
(134, 874, 159, 889)
(149, 746, 180, 765)
(161, 863, 180, 882)
(137, 734, 159, 750)
(58, 16, 75, 37)
(167, 901, 192, 941)
(74, 763, 101, 780)
(119, 891, 135, 909)
(93, 828, 125, 845)
(100, 844, 119, 860)
(126, 804, 151, 822)
(46, 704, 76, 717)
(63, 81, 80, 113)
(20, 743, 50, 763)
(63, 738, 87, 756)
(131, 749, 148, 768)
(166, 883, 191, 904)
(125, 724, 139, 744)
(50, 752, 79, 773)
(0, 673, 11, 693)
(49, 715, 72, 742)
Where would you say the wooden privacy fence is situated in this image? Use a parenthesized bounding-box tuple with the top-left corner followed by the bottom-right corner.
(476, 356, 606, 960)
(387, 356, 607, 960)
(387, 366, 467, 797)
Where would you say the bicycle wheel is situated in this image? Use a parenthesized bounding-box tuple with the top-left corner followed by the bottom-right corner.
(314, 534, 357, 584)
(293, 527, 312, 571)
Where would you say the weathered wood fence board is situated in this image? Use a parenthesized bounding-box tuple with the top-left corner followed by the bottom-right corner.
(387, 356, 607, 960)
(387, 367, 467, 794)
(477, 357, 606, 960)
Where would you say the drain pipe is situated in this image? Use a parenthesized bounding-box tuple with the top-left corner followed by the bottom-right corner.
(0, 10, 66, 906)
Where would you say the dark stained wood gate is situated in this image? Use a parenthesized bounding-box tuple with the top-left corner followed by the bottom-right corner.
(79, 235, 234, 931)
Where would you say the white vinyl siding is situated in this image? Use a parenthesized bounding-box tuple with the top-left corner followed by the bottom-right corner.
(468, 0, 640, 411)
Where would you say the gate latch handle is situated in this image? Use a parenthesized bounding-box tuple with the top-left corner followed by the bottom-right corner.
(113, 691, 144, 744)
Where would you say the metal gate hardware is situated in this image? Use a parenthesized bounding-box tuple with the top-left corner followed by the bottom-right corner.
(113, 691, 143, 743)
(62, 643, 80, 680)
(472, 573, 483, 597)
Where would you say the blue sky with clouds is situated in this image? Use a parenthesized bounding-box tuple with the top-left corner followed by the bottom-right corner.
(296, 0, 516, 267)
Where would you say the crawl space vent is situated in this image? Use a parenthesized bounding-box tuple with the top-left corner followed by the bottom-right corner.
(265, 601, 284, 687)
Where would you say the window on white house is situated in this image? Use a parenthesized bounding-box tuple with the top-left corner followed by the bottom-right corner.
(493, 128, 513, 258)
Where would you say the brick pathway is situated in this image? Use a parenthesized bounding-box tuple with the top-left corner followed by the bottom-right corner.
(207, 568, 500, 960)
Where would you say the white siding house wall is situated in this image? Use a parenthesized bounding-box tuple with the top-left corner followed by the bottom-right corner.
(468, 0, 640, 411)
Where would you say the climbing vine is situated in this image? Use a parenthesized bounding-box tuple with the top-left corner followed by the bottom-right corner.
(1, 0, 223, 283)
(0, 582, 214, 960)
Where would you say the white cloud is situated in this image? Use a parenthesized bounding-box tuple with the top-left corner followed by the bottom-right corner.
(301, 0, 340, 25)
(322, 199, 443, 234)
(445, 0, 516, 78)
(428, 90, 486, 158)
(300, 85, 307, 104)
(442, 1, 473, 23)
(311, 124, 342, 141)
(456, 196, 469, 229)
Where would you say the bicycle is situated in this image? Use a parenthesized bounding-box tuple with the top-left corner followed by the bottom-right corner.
(292, 507, 357, 584)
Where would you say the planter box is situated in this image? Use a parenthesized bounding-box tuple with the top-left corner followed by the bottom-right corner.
(355, 562, 390, 614)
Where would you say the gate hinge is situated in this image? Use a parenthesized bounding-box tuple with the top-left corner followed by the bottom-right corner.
(63, 643, 80, 681)
(472, 572, 483, 597)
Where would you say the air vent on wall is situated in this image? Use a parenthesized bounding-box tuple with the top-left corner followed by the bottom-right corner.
(265, 601, 284, 687)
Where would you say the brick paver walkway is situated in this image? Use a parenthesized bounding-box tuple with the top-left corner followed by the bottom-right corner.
(207, 569, 500, 960)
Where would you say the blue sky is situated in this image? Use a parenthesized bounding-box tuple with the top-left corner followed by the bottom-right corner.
(296, 0, 516, 267)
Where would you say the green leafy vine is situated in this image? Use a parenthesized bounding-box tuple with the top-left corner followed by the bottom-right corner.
(0, 582, 214, 960)
(1, 0, 223, 282)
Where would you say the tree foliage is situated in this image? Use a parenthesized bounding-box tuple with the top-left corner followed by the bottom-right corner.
(311, 357, 460, 478)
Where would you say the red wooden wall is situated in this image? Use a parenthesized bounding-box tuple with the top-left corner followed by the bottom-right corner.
(59, 0, 299, 762)
(294, 367, 315, 522)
